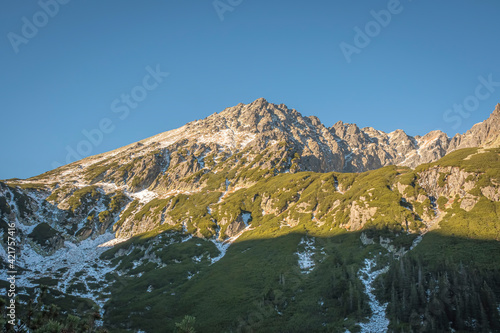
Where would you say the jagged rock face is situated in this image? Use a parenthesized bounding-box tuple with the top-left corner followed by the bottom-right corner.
(344, 201, 377, 231)
(417, 166, 477, 199)
(448, 103, 500, 151)
(188, 99, 500, 173)
(1, 99, 499, 245)
(329, 104, 500, 170)
(207, 98, 346, 172)
(16, 99, 500, 190)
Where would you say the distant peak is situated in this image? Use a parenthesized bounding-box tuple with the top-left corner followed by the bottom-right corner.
(244, 98, 297, 117)
(484, 103, 500, 121)
(388, 129, 408, 138)
(250, 97, 268, 106)
(421, 130, 447, 139)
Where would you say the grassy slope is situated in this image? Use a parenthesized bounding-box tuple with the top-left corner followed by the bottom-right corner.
(103, 229, 383, 333)
(3, 148, 499, 332)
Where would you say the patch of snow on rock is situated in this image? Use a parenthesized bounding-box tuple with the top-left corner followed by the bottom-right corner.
(295, 237, 316, 274)
(98, 237, 130, 248)
(409, 235, 423, 250)
(357, 258, 390, 333)
(210, 225, 253, 264)
(210, 239, 230, 264)
(128, 189, 158, 204)
(7, 232, 120, 310)
(238, 133, 256, 147)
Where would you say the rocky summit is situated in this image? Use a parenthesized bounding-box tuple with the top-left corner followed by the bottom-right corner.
(1, 99, 500, 332)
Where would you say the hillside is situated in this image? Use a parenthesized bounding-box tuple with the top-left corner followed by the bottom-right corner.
(0, 100, 499, 332)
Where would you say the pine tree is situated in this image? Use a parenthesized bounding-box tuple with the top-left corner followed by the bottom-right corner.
(175, 315, 196, 333)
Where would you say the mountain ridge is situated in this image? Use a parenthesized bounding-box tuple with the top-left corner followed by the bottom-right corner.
(1, 100, 499, 332)
(1, 99, 498, 245)
(14, 99, 499, 187)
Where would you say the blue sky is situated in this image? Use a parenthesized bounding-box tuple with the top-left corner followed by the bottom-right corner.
(1, 0, 499, 179)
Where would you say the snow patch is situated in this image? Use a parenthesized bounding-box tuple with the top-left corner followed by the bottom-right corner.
(4, 232, 121, 310)
(97, 182, 120, 193)
(128, 189, 157, 204)
(196, 152, 206, 168)
(197, 129, 256, 149)
(210, 225, 253, 264)
(334, 178, 345, 194)
(192, 254, 203, 263)
(98, 237, 130, 248)
(409, 235, 423, 250)
(210, 239, 230, 264)
(295, 237, 316, 274)
(357, 258, 390, 333)
(216, 179, 230, 203)
(181, 234, 194, 243)
(239, 133, 256, 147)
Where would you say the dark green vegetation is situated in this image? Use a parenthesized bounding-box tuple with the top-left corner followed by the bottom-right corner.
(67, 186, 100, 212)
(101, 229, 381, 332)
(376, 234, 500, 332)
(0, 284, 106, 332)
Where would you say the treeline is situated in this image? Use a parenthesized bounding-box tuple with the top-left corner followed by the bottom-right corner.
(375, 255, 500, 332)
(324, 258, 368, 319)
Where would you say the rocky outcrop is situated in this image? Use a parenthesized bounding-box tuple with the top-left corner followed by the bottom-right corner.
(482, 186, 500, 201)
(417, 166, 477, 199)
(447, 103, 500, 152)
(460, 194, 479, 211)
(224, 216, 246, 238)
(344, 201, 377, 231)
(28, 222, 65, 254)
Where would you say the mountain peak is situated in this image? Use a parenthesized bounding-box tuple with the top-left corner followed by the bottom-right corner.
(494, 103, 500, 114)
(31, 99, 500, 185)
(446, 103, 500, 153)
(250, 97, 269, 107)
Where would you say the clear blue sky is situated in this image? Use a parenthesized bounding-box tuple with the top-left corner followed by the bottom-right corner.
(1, 0, 499, 179)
